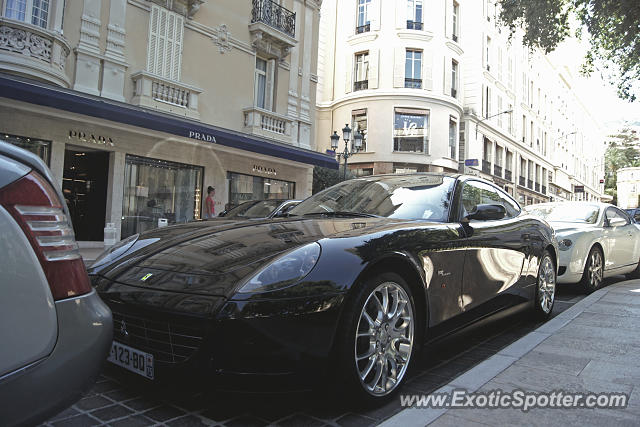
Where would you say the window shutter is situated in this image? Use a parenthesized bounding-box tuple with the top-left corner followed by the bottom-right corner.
(147, 6, 160, 73)
(164, 12, 175, 78)
(482, 33, 486, 69)
(368, 49, 379, 89)
(265, 59, 276, 110)
(443, 57, 452, 96)
(423, 48, 433, 90)
(444, 0, 453, 39)
(157, 8, 168, 76)
(395, 0, 406, 29)
(370, 0, 381, 31)
(345, 53, 353, 93)
(173, 14, 184, 81)
(393, 47, 405, 88)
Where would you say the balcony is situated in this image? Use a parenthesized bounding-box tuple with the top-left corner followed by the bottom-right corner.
(494, 165, 502, 177)
(405, 78, 422, 89)
(451, 88, 457, 98)
(482, 160, 491, 174)
(535, 183, 540, 192)
(505, 170, 513, 181)
(0, 18, 71, 87)
(354, 80, 368, 91)
(453, 34, 458, 42)
(249, 0, 296, 59)
(519, 176, 526, 186)
(542, 185, 547, 194)
(243, 107, 293, 142)
(356, 24, 371, 34)
(131, 72, 202, 119)
(406, 21, 423, 30)
(528, 179, 533, 189)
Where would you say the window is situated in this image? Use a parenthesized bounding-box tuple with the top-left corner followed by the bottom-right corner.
(354, 52, 369, 91)
(255, 58, 267, 109)
(484, 86, 491, 118)
(448, 118, 457, 159)
(605, 208, 630, 226)
(508, 104, 513, 134)
(147, 5, 184, 81)
(497, 48, 503, 81)
(461, 180, 520, 220)
(405, 49, 422, 88)
(356, 0, 371, 33)
(4, 0, 49, 28)
(452, 1, 459, 41)
(451, 60, 458, 97)
(393, 108, 428, 153)
(352, 109, 368, 152)
(507, 56, 513, 89)
(1, 133, 50, 165)
(407, 0, 423, 30)
(486, 36, 491, 71)
(521, 114, 526, 142)
(121, 155, 203, 239)
(497, 96, 503, 127)
(228, 172, 295, 208)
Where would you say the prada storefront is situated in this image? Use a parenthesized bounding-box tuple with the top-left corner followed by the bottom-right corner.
(0, 76, 336, 245)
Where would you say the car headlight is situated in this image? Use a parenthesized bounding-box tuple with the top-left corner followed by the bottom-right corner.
(558, 238, 573, 251)
(237, 242, 321, 293)
(91, 233, 139, 269)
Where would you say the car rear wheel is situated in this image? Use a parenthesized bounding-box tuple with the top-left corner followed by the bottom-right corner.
(581, 246, 604, 294)
(335, 272, 418, 404)
(533, 250, 556, 320)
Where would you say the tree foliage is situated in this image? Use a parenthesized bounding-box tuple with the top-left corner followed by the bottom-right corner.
(604, 128, 640, 203)
(498, 0, 640, 101)
(312, 165, 355, 194)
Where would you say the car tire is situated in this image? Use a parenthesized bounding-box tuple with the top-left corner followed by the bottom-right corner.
(626, 257, 640, 280)
(532, 250, 556, 321)
(581, 246, 604, 294)
(334, 272, 420, 405)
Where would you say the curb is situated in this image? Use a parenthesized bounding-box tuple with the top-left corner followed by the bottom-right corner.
(379, 283, 620, 427)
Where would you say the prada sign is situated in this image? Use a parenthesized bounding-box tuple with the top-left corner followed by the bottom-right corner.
(253, 165, 277, 176)
(188, 130, 217, 143)
(68, 130, 115, 146)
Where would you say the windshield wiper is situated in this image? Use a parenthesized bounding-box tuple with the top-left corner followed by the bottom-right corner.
(302, 211, 381, 218)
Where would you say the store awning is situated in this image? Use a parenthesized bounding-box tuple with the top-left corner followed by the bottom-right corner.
(0, 75, 338, 169)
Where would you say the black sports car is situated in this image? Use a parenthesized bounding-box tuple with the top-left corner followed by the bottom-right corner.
(90, 173, 557, 403)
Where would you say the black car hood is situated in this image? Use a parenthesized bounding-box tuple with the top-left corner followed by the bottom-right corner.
(98, 216, 414, 298)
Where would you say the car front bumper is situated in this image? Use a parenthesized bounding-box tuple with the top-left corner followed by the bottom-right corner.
(0, 290, 113, 426)
(556, 247, 586, 284)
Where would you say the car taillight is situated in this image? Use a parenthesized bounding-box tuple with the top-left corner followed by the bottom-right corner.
(0, 171, 91, 300)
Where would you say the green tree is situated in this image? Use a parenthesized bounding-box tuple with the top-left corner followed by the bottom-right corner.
(498, 0, 640, 101)
(604, 128, 640, 204)
(312, 166, 355, 194)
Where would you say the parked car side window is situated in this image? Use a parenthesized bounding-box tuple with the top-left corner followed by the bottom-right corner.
(460, 180, 520, 220)
(605, 207, 630, 225)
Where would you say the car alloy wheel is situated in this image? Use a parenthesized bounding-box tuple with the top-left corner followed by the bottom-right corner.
(354, 281, 414, 396)
(583, 247, 603, 293)
(537, 255, 556, 315)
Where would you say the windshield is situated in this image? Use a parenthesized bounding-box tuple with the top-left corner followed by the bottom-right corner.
(225, 200, 282, 218)
(288, 175, 455, 221)
(525, 204, 600, 224)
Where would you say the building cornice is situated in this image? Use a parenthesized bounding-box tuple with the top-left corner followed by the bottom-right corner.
(317, 91, 464, 115)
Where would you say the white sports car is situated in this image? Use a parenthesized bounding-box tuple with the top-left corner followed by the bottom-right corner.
(524, 202, 640, 293)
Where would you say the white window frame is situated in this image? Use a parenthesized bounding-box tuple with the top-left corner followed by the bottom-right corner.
(147, 5, 185, 82)
(357, 0, 371, 29)
(354, 51, 369, 90)
(4, 0, 49, 28)
(405, 49, 422, 88)
(352, 109, 368, 152)
(407, 0, 423, 25)
(448, 117, 457, 160)
(393, 108, 429, 154)
(451, 59, 458, 96)
(452, 1, 459, 41)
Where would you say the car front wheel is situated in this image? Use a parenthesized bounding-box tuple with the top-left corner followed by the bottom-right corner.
(336, 272, 418, 404)
(581, 246, 604, 293)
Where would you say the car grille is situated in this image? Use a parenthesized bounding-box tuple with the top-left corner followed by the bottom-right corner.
(111, 309, 206, 364)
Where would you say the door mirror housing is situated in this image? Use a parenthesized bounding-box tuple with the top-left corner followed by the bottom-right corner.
(606, 217, 627, 227)
(466, 204, 507, 221)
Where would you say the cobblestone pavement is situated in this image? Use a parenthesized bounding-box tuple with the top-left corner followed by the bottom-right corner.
(44, 280, 618, 427)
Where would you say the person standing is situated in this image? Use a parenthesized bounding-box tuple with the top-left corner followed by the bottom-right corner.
(204, 186, 215, 218)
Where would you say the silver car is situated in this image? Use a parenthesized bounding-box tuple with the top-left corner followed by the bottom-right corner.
(0, 142, 112, 426)
(525, 202, 640, 293)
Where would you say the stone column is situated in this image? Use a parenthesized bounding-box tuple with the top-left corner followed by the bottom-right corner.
(49, 140, 66, 189)
(74, 0, 102, 96)
(105, 151, 125, 241)
(102, 0, 128, 102)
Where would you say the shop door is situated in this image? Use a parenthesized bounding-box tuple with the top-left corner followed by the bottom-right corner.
(63, 147, 109, 241)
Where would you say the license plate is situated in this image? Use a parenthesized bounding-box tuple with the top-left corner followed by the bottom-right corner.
(107, 341, 154, 380)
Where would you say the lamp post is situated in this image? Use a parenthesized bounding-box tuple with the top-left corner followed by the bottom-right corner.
(330, 124, 363, 180)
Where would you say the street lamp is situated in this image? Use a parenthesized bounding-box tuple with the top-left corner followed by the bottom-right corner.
(330, 124, 363, 180)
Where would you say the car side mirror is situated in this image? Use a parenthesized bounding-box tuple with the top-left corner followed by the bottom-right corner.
(606, 217, 627, 227)
(466, 204, 507, 221)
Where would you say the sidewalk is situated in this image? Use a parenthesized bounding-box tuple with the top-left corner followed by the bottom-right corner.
(382, 280, 640, 426)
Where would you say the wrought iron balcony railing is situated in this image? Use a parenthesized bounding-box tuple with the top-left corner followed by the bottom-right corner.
(251, 0, 296, 38)
(505, 170, 513, 181)
(354, 80, 368, 91)
(405, 78, 422, 89)
(519, 176, 526, 186)
(528, 179, 533, 189)
(482, 160, 491, 174)
(494, 165, 502, 177)
(356, 23, 370, 34)
(407, 21, 423, 30)
(535, 183, 540, 192)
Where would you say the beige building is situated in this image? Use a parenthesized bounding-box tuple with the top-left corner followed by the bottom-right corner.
(617, 167, 640, 209)
(0, 0, 333, 245)
(315, 0, 605, 205)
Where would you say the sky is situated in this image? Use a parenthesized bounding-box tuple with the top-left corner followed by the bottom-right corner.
(548, 35, 640, 137)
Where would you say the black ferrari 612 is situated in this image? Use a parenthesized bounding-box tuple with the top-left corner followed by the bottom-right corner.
(90, 173, 557, 403)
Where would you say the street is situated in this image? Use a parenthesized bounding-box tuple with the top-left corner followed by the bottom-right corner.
(43, 279, 613, 427)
